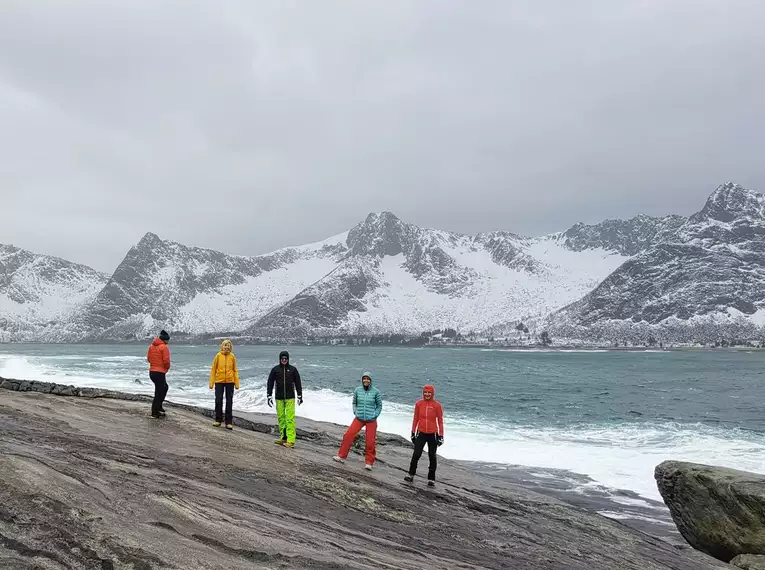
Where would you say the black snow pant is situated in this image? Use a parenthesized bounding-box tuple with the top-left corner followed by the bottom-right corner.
(409, 433, 438, 481)
(214, 383, 235, 425)
(149, 371, 168, 416)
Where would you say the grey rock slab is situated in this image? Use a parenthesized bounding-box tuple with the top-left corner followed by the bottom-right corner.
(0, 385, 728, 570)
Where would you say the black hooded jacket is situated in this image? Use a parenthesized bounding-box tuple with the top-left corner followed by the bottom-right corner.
(266, 351, 303, 401)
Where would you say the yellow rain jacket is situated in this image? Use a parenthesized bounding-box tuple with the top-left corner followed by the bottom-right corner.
(209, 351, 240, 389)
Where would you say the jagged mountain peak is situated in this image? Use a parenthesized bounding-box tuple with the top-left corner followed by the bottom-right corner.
(346, 211, 416, 257)
(692, 182, 764, 223)
(136, 232, 164, 248)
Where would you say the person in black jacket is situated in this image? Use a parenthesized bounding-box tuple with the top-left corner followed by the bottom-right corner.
(266, 350, 303, 448)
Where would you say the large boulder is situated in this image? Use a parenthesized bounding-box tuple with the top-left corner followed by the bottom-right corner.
(655, 460, 765, 562)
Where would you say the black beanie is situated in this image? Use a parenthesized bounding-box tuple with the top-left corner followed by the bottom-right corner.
(159, 330, 170, 341)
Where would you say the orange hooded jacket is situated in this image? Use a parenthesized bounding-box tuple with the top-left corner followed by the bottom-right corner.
(147, 338, 171, 373)
(411, 384, 444, 436)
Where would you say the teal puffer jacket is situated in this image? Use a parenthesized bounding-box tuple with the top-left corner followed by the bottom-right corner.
(353, 384, 382, 422)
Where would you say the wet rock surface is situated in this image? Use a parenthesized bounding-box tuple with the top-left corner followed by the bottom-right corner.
(0, 381, 728, 569)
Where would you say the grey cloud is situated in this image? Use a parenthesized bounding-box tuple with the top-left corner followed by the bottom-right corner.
(1, 0, 763, 272)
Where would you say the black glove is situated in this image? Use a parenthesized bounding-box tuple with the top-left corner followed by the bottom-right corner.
(267, 396, 273, 408)
(298, 395, 303, 406)
(411, 432, 416, 444)
(437, 435, 444, 446)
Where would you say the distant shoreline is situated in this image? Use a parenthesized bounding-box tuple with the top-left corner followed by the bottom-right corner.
(0, 340, 762, 352)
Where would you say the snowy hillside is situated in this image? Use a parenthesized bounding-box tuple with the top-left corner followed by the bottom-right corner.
(0, 244, 108, 341)
(551, 182, 765, 333)
(57, 232, 349, 341)
(248, 212, 631, 336)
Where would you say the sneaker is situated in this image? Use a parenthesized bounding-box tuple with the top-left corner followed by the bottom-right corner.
(150, 414, 161, 419)
(404, 475, 413, 483)
(274, 438, 286, 445)
(427, 481, 435, 487)
(225, 424, 233, 430)
(364, 464, 372, 471)
(212, 421, 221, 427)
(283, 442, 294, 448)
(332, 456, 345, 463)
(158, 411, 166, 417)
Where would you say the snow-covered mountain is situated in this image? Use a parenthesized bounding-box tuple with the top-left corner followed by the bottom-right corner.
(552, 182, 765, 330)
(4, 181, 761, 343)
(0, 245, 108, 341)
(57, 231, 348, 341)
(45, 211, 632, 340)
(249, 212, 631, 337)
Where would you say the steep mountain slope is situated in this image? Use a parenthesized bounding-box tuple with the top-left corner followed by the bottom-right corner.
(0, 244, 108, 341)
(248, 212, 631, 336)
(56, 232, 348, 341)
(553, 182, 765, 327)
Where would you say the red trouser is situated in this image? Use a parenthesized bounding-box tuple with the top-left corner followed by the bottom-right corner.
(338, 418, 378, 465)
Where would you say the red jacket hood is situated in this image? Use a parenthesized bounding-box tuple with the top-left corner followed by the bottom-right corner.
(152, 338, 165, 347)
(423, 384, 435, 398)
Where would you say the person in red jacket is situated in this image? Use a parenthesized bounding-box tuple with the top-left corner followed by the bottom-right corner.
(146, 330, 171, 418)
(404, 384, 444, 487)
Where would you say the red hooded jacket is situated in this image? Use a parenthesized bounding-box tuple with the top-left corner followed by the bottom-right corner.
(411, 384, 444, 436)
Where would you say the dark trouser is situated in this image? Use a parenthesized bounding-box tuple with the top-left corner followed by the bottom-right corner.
(409, 433, 438, 481)
(149, 372, 168, 416)
(215, 383, 234, 425)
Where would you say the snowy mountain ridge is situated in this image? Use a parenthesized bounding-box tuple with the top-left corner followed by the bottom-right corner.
(549, 182, 765, 340)
(1, 181, 761, 342)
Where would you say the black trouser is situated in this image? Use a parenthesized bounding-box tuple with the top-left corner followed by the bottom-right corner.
(214, 383, 234, 425)
(409, 433, 438, 481)
(149, 372, 168, 416)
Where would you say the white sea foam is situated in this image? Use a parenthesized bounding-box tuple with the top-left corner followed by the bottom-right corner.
(2, 352, 765, 503)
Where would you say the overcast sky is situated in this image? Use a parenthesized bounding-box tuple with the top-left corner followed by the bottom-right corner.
(1, 1, 763, 272)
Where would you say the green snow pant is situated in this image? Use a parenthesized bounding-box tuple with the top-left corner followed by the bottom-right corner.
(276, 398, 296, 443)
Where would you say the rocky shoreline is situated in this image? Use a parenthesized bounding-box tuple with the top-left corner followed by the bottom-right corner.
(0, 377, 729, 569)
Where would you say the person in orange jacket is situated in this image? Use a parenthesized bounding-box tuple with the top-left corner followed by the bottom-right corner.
(209, 339, 240, 430)
(146, 330, 171, 418)
(404, 384, 444, 487)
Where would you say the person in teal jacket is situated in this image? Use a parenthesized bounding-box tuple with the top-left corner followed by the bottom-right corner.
(333, 372, 382, 470)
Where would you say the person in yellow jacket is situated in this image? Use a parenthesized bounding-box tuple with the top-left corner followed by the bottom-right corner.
(209, 339, 240, 429)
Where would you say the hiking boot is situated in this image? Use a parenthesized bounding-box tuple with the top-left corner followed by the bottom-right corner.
(332, 456, 345, 463)
(212, 421, 221, 427)
(364, 464, 373, 471)
(225, 424, 233, 430)
(150, 414, 161, 419)
(158, 411, 166, 417)
(274, 438, 286, 445)
(404, 475, 413, 483)
(427, 481, 435, 487)
(283, 442, 294, 448)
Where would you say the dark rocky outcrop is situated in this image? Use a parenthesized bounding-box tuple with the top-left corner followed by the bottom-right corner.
(655, 460, 765, 563)
(0, 380, 728, 569)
